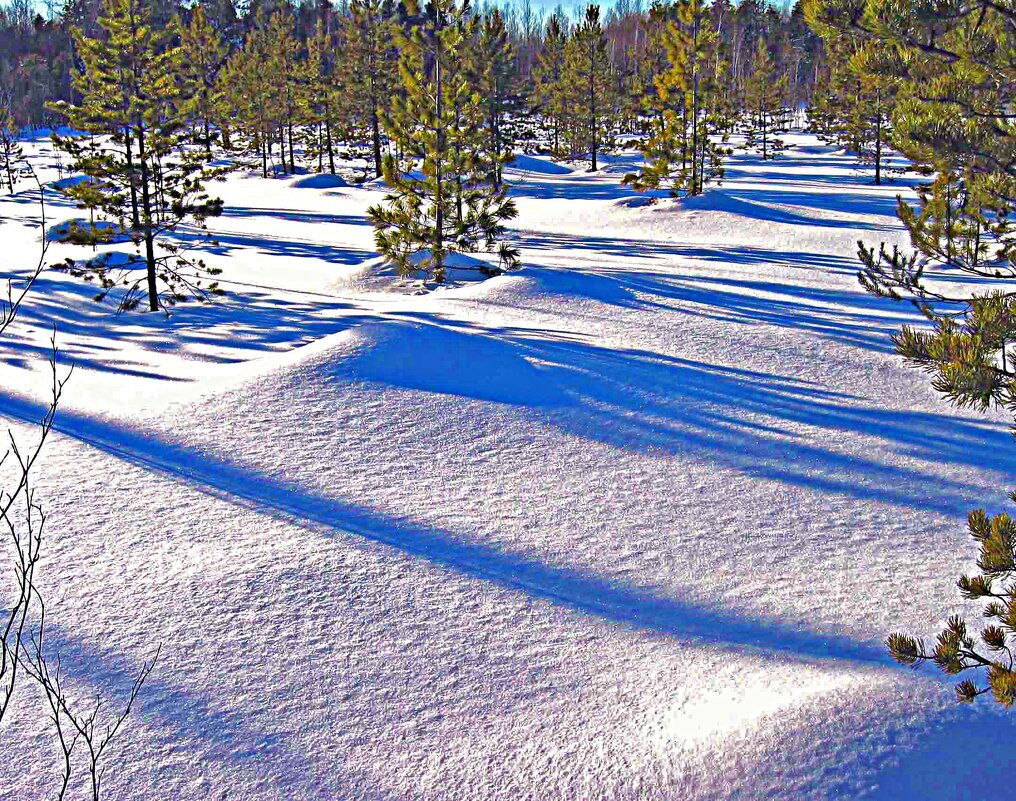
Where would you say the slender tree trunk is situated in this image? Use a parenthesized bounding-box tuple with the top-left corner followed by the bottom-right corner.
(691, 65, 700, 194)
(589, 41, 597, 171)
(136, 122, 159, 312)
(324, 116, 336, 174)
(124, 126, 141, 228)
(287, 118, 295, 174)
(370, 90, 382, 179)
(434, 20, 445, 279)
(874, 88, 882, 186)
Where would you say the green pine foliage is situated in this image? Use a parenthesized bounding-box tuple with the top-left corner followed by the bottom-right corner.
(563, 5, 614, 170)
(50, 0, 224, 312)
(301, 19, 341, 175)
(806, 1, 898, 183)
(178, 3, 227, 160)
(807, 0, 1015, 706)
(367, 0, 519, 284)
(474, 9, 517, 189)
(343, 0, 398, 178)
(743, 38, 786, 159)
(888, 500, 1016, 707)
(531, 12, 569, 157)
(624, 0, 728, 197)
(0, 108, 25, 194)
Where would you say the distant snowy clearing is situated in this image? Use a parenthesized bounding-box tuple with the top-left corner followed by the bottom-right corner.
(0, 134, 1013, 800)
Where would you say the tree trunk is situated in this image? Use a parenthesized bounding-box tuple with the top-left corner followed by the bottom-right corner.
(370, 91, 382, 179)
(124, 126, 141, 228)
(288, 119, 295, 174)
(136, 122, 159, 312)
(589, 39, 597, 171)
(434, 20, 445, 280)
(874, 88, 882, 186)
(324, 116, 336, 174)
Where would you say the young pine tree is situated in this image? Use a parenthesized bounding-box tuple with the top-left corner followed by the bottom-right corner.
(368, 0, 519, 283)
(0, 107, 24, 193)
(178, 3, 227, 160)
(743, 38, 786, 160)
(301, 18, 342, 175)
(563, 4, 614, 170)
(624, 0, 727, 197)
(531, 12, 569, 158)
(474, 9, 516, 189)
(51, 0, 224, 312)
(220, 19, 270, 175)
(806, 3, 897, 184)
(344, 0, 397, 179)
(885, 292, 1016, 706)
(266, 11, 301, 176)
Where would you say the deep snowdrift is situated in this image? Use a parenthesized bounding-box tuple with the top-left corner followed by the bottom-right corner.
(0, 135, 1013, 800)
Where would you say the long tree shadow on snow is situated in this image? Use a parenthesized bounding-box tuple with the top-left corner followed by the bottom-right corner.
(0, 271, 375, 375)
(1, 391, 891, 668)
(510, 260, 923, 353)
(515, 231, 863, 274)
(335, 313, 1011, 517)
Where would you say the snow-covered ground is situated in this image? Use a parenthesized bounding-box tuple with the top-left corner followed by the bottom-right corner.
(1, 134, 1014, 799)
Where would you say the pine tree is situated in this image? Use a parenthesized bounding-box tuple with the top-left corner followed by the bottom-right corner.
(563, 4, 613, 170)
(59, 178, 116, 249)
(368, 0, 519, 283)
(266, 10, 300, 175)
(178, 3, 227, 160)
(344, 0, 396, 178)
(806, 4, 897, 184)
(624, 0, 727, 197)
(302, 18, 341, 175)
(220, 10, 281, 177)
(51, 0, 223, 312)
(743, 37, 785, 159)
(807, 0, 1015, 706)
(531, 12, 568, 157)
(885, 292, 1016, 706)
(474, 9, 516, 189)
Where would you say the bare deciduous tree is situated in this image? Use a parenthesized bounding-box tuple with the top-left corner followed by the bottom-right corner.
(2, 149, 160, 800)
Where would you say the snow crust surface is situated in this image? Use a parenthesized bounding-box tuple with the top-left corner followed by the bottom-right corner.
(1, 134, 1014, 799)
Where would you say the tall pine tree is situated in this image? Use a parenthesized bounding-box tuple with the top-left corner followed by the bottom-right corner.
(625, 0, 727, 196)
(563, 5, 613, 170)
(344, 0, 397, 179)
(531, 12, 569, 158)
(51, 0, 223, 312)
(178, 3, 227, 160)
(743, 37, 786, 159)
(368, 0, 519, 283)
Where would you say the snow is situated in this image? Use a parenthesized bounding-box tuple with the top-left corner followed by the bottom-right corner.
(1, 133, 1014, 799)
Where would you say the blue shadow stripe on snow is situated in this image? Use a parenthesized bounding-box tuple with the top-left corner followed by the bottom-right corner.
(1, 392, 888, 668)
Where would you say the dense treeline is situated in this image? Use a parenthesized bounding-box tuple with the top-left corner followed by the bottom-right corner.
(11, 0, 842, 293)
(0, 0, 826, 140)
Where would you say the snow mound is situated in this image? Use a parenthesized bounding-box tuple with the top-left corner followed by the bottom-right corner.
(290, 173, 349, 189)
(58, 250, 144, 270)
(614, 194, 657, 208)
(507, 154, 572, 175)
(346, 250, 506, 294)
